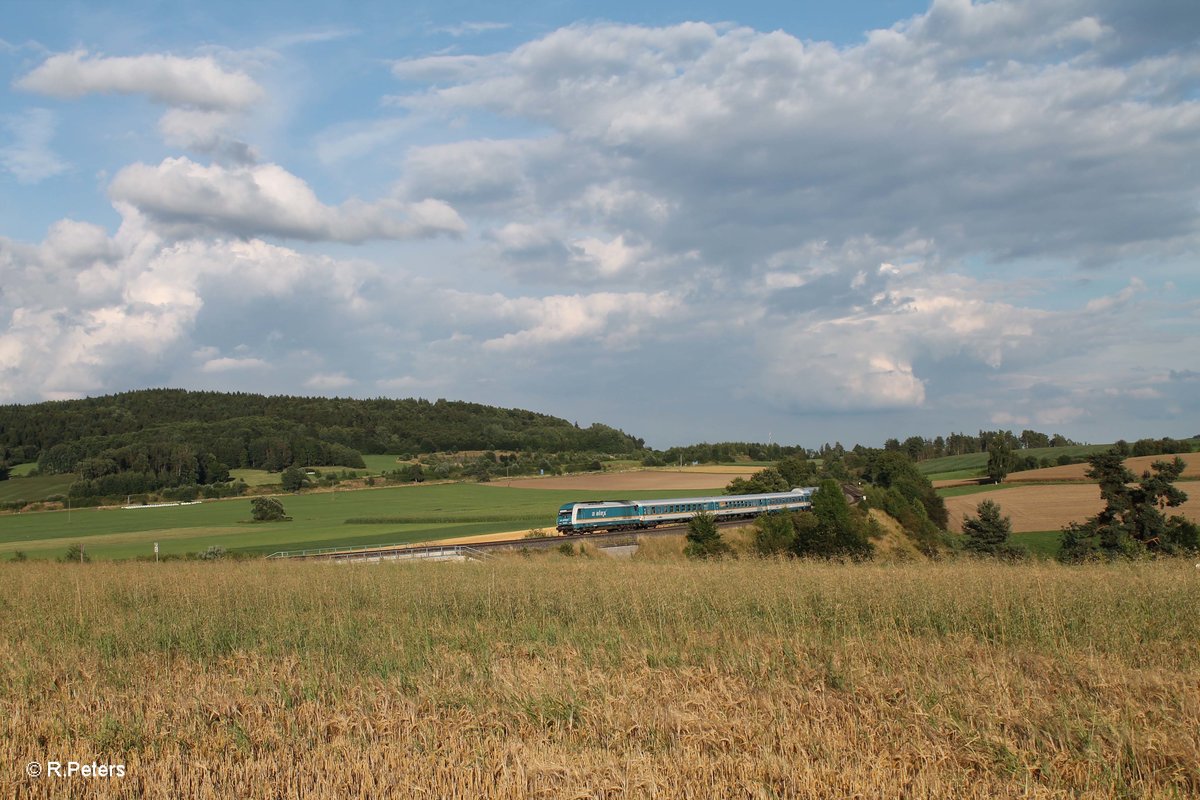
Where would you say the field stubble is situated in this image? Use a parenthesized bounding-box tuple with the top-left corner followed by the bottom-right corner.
(2, 559, 1198, 798)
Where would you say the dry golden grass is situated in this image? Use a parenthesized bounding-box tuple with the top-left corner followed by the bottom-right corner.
(1010, 452, 1200, 483)
(3, 559, 1199, 798)
(945, 484, 1200, 532)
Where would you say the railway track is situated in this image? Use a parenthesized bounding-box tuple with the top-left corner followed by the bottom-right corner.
(267, 519, 747, 562)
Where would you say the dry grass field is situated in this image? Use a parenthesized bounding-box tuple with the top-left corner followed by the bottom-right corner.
(3, 558, 1199, 798)
(945, 484, 1200, 533)
(1009, 451, 1200, 483)
(501, 467, 760, 491)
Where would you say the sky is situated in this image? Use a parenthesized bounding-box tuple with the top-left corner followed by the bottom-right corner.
(1, 0, 1198, 449)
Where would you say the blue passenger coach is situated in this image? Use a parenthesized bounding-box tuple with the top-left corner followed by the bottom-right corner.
(556, 487, 817, 533)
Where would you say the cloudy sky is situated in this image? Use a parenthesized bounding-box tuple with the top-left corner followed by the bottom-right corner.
(1, 0, 1197, 448)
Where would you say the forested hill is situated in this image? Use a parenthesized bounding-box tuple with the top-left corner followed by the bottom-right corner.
(0, 389, 645, 466)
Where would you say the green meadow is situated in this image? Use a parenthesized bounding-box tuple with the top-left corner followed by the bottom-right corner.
(920, 443, 1117, 480)
(0, 473, 74, 504)
(0, 483, 707, 561)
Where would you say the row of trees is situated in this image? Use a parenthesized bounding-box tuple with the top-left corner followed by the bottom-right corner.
(883, 429, 1079, 462)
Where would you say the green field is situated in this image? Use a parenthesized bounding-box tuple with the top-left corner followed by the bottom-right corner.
(0, 473, 75, 504)
(10, 462, 38, 477)
(360, 454, 407, 473)
(0, 483, 711, 561)
(1013, 530, 1062, 558)
(935, 482, 1018, 498)
(920, 443, 1116, 478)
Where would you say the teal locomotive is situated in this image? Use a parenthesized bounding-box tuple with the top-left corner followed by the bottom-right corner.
(556, 487, 816, 534)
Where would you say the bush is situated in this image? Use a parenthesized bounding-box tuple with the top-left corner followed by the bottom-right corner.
(753, 512, 796, 556)
(60, 543, 91, 563)
(684, 511, 731, 559)
(281, 466, 307, 492)
(198, 546, 227, 560)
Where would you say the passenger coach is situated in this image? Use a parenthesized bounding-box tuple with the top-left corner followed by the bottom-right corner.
(556, 487, 816, 534)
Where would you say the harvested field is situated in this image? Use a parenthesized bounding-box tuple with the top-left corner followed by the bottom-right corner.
(945, 483, 1200, 532)
(500, 468, 760, 491)
(1009, 451, 1200, 483)
(673, 465, 769, 474)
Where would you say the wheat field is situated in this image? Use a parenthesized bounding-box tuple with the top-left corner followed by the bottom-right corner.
(2, 557, 1198, 798)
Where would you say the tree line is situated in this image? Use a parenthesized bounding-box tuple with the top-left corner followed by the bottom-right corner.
(0, 388, 645, 463)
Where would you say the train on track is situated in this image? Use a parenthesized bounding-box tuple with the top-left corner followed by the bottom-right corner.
(556, 487, 817, 534)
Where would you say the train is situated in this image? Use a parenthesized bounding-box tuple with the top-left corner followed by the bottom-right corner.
(556, 487, 817, 534)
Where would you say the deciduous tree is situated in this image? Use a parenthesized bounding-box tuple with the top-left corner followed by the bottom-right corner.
(986, 439, 1017, 483)
(251, 496, 288, 522)
(281, 465, 308, 492)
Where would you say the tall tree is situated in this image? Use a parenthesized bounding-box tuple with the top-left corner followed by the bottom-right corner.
(986, 439, 1017, 483)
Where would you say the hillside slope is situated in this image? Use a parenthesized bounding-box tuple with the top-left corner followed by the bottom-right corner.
(0, 389, 645, 461)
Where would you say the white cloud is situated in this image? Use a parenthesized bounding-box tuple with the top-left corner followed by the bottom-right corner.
(109, 157, 465, 243)
(16, 51, 263, 110)
(480, 291, 679, 351)
(391, 54, 493, 82)
(436, 22, 511, 37)
(304, 372, 354, 390)
(201, 356, 268, 372)
(0, 109, 69, 183)
(392, 14, 1200, 272)
(3, 5, 1198, 446)
(157, 109, 257, 163)
(0, 216, 384, 402)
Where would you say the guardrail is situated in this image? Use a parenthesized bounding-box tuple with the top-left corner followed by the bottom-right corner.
(266, 542, 494, 561)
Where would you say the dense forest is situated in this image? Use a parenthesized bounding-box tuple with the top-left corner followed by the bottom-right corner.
(0, 389, 646, 502)
(0, 390, 644, 460)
